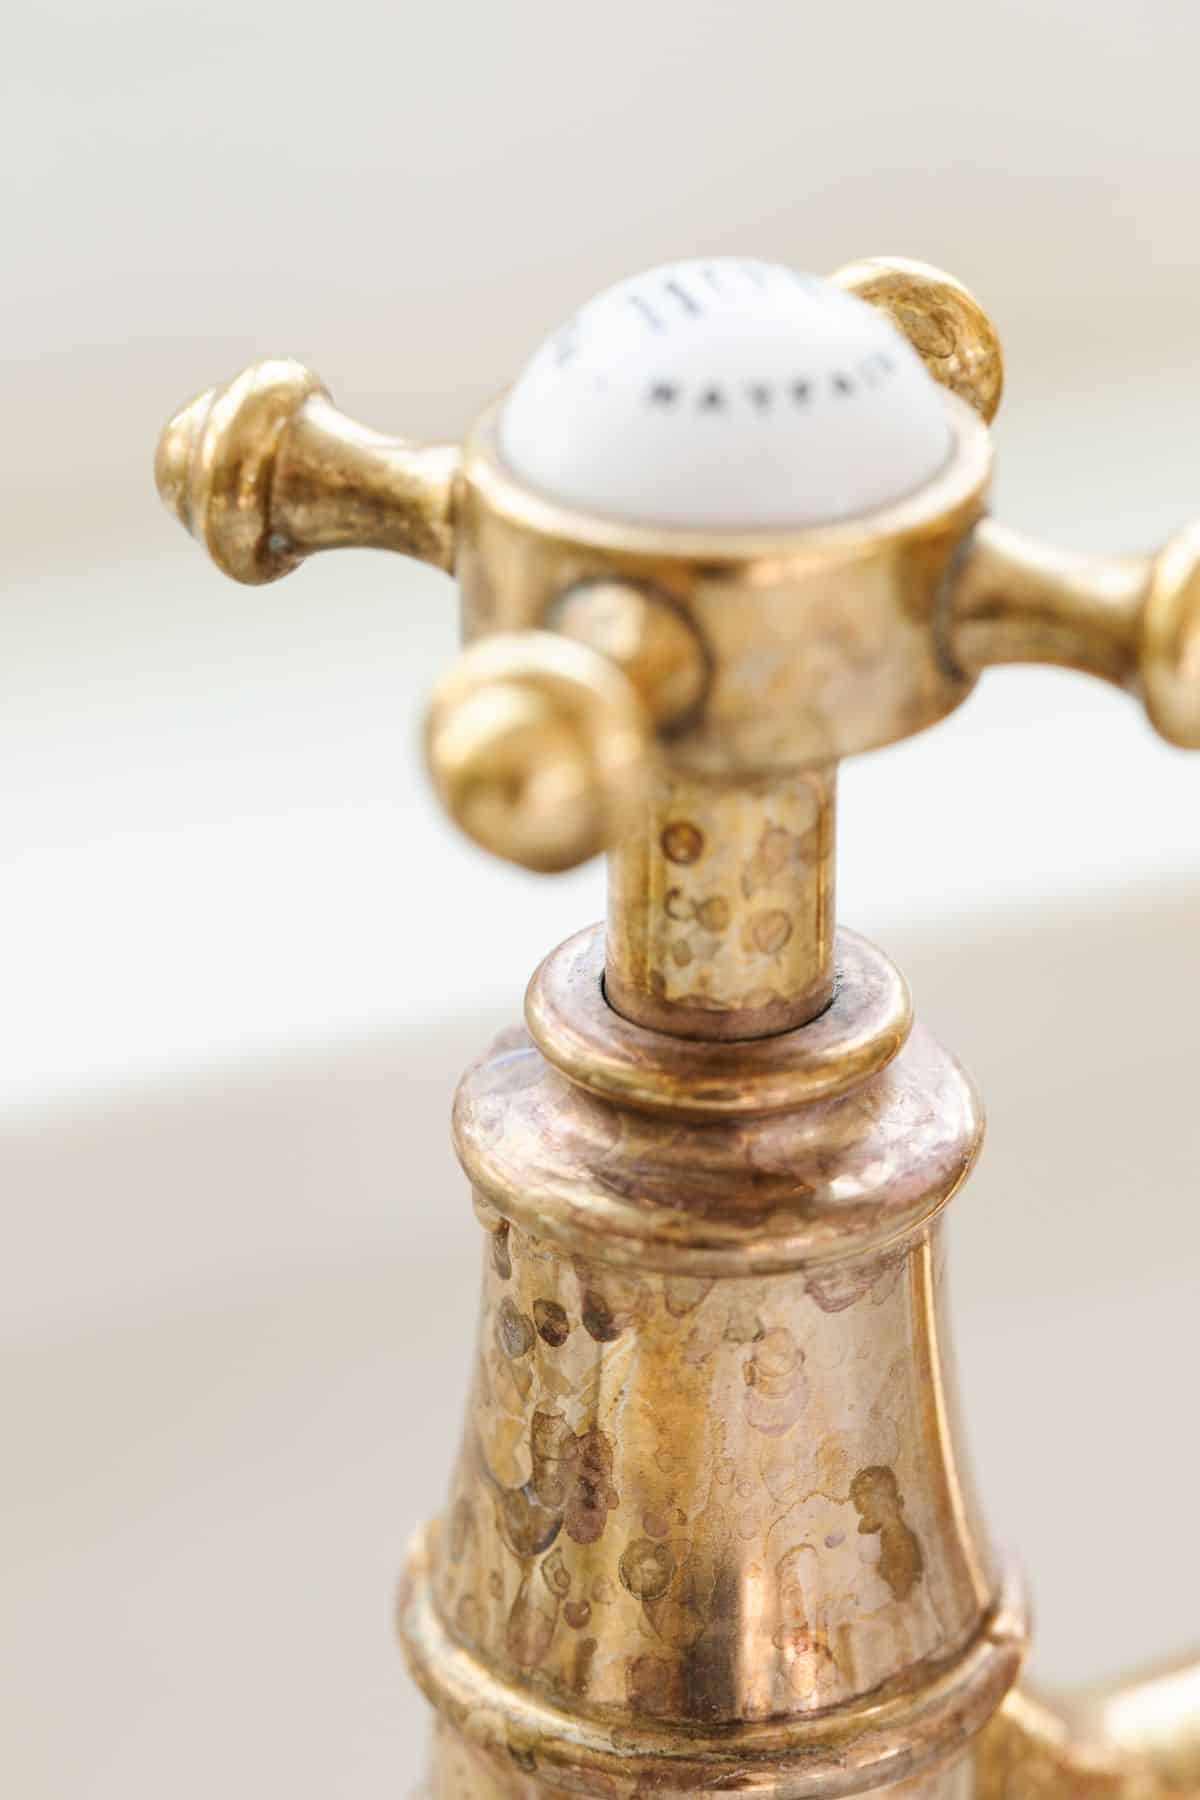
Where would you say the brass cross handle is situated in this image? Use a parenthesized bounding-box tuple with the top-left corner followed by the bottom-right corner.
(156, 258, 1200, 875)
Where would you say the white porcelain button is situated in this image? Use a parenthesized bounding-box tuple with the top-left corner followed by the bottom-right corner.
(500, 258, 951, 531)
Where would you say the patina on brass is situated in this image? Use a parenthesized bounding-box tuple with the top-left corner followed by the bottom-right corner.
(155, 256, 1200, 1799)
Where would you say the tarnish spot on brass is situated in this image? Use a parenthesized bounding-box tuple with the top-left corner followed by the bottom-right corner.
(741, 823, 814, 899)
(497, 1297, 535, 1358)
(695, 894, 731, 932)
(566, 1430, 620, 1544)
(533, 1297, 571, 1346)
(490, 1219, 513, 1280)
(661, 820, 704, 864)
(743, 1326, 809, 1436)
(448, 1495, 474, 1562)
(751, 908, 793, 954)
(619, 1538, 676, 1601)
(850, 1464, 925, 1600)
(663, 1275, 713, 1318)
(542, 1546, 571, 1597)
(627, 1652, 683, 1717)
(582, 1291, 623, 1341)
(573, 1635, 598, 1696)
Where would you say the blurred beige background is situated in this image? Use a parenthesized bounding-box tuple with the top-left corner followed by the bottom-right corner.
(2, 1, 1198, 1795)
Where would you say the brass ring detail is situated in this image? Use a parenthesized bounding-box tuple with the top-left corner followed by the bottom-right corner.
(398, 1535, 1027, 1800)
(525, 924, 912, 1120)
(191, 360, 326, 583)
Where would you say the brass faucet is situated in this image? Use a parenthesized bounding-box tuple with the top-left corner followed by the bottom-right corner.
(156, 256, 1199, 1798)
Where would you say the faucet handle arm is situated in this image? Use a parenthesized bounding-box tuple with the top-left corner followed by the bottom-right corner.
(155, 359, 460, 584)
(944, 517, 1200, 749)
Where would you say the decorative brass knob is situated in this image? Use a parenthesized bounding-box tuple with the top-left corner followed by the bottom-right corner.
(425, 632, 652, 873)
(155, 359, 459, 583)
(833, 256, 1005, 424)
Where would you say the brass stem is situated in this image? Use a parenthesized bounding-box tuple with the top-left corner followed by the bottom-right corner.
(271, 394, 460, 570)
(604, 763, 837, 1041)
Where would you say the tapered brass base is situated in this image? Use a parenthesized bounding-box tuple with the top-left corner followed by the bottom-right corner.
(397, 927, 1028, 1796)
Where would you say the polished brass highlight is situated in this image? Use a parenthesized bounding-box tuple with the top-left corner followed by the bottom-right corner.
(832, 258, 1005, 425)
(154, 255, 1200, 1799)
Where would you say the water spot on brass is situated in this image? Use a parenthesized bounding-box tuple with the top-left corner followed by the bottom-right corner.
(487, 1568, 504, 1599)
(530, 1408, 575, 1506)
(850, 1465, 924, 1600)
(806, 1249, 905, 1314)
(682, 1315, 722, 1366)
(661, 820, 704, 864)
(490, 1220, 512, 1280)
(576, 1262, 646, 1341)
(743, 1326, 809, 1436)
(497, 1296, 535, 1359)
(541, 1546, 571, 1597)
(695, 894, 731, 932)
(751, 908, 793, 955)
(724, 1302, 764, 1344)
(498, 1483, 562, 1559)
(663, 886, 693, 921)
(564, 1598, 591, 1629)
(654, 1440, 683, 1476)
(773, 1545, 840, 1699)
(565, 1429, 619, 1544)
(815, 1432, 855, 1497)
(825, 1531, 844, 1548)
(627, 1652, 683, 1717)
(670, 939, 693, 968)
(742, 822, 808, 898)
(533, 1297, 571, 1347)
(737, 1505, 763, 1541)
(620, 1537, 676, 1600)
(642, 1509, 670, 1539)
(573, 1636, 598, 1695)
(581, 1290, 622, 1341)
(663, 1275, 712, 1318)
(449, 1494, 475, 1562)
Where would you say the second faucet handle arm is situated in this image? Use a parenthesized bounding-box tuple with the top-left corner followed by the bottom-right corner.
(945, 517, 1200, 749)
